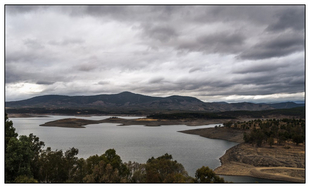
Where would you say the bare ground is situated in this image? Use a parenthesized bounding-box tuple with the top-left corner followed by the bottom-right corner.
(214, 143, 305, 183)
(181, 127, 305, 183)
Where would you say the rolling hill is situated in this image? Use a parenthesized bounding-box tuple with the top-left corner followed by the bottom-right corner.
(5, 91, 304, 115)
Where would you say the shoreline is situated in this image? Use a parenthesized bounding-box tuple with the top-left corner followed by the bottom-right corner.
(181, 127, 305, 183)
(213, 143, 305, 183)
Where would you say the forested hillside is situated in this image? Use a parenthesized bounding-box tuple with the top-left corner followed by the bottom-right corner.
(6, 92, 304, 115)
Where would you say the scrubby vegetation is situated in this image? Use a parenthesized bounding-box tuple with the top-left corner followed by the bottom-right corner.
(147, 106, 305, 120)
(223, 118, 305, 147)
(147, 112, 235, 120)
(5, 114, 225, 183)
(218, 107, 305, 119)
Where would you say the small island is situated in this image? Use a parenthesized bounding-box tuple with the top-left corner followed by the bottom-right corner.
(39, 116, 231, 128)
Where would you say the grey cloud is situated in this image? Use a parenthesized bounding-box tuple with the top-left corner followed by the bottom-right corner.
(84, 6, 128, 18)
(6, 5, 43, 14)
(76, 63, 97, 72)
(6, 65, 64, 85)
(142, 24, 178, 42)
(75, 56, 100, 72)
(36, 81, 55, 85)
(6, 66, 29, 84)
(6, 51, 39, 63)
(24, 38, 45, 49)
(239, 32, 304, 60)
(48, 38, 84, 46)
(191, 6, 282, 25)
(189, 67, 202, 73)
(178, 32, 245, 54)
(75, 6, 181, 22)
(198, 32, 245, 51)
(266, 6, 305, 32)
(233, 62, 288, 74)
(97, 81, 110, 85)
(148, 77, 165, 84)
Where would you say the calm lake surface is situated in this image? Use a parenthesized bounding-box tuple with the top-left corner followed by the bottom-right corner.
(10, 115, 284, 183)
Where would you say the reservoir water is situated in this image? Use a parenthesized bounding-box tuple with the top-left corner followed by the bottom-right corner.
(10, 115, 284, 183)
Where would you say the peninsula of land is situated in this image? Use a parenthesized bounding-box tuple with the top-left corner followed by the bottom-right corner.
(181, 126, 305, 183)
(39, 117, 229, 128)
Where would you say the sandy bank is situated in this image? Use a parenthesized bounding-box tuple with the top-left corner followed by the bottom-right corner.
(180, 127, 305, 182)
(214, 143, 305, 183)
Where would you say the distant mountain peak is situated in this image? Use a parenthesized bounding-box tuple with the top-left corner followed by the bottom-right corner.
(118, 91, 134, 95)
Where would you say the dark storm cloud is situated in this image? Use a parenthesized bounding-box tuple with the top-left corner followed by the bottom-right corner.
(175, 32, 245, 55)
(148, 77, 165, 84)
(97, 81, 110, 85)
(188, 67, 202, 73)
(36, 81, 55, 85)
(232, 58, 294, 74)
(266, 6, 304, 32)
(234, 64, 283, 74)
(200, 32, 245, 53)
(142, 24, 178, 42)
(238, 32, 304, 60)
(5, 5, 43, 14)
(81, 5, 180, 22)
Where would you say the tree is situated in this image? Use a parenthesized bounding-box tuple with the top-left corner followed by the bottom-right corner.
(292, 134, 304, 145)
(267, 137, 274, 147)
(145, 153, 192, 183)
(125, 161, 146, 183)
(64, 147, 79, 181)
(243, 132, 250, 143)
(5, 114, 18, 148)
(38, 148, 67, 182)
(195, 166, 224, 183)
(84, 161, 121, 183)
(223, 121, 233, 128)
(70, 158, 87, 183)
(83, 149, 129, 183)
(5, 114, 45, 183)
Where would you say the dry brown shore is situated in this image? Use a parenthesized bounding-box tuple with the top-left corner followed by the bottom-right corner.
(181, 127, 305, 183)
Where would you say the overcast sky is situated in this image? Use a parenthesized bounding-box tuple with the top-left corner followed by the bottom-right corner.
(5, 5, 305, 103)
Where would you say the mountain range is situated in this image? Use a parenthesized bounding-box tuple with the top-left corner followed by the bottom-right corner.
(5, 91, 304, 114)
